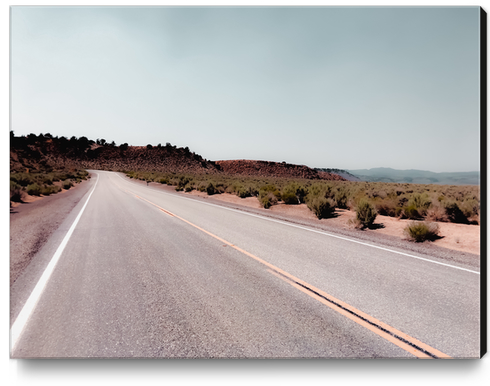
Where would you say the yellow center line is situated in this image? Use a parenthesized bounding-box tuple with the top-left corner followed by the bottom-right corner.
(132, 192, 451, 359)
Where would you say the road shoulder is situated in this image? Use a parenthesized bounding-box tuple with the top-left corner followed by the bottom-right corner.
(10, 177, 93, 287)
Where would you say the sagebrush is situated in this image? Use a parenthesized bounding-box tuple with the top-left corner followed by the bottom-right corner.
(124, 170, 479, 224)
(404, 221, 440, 242)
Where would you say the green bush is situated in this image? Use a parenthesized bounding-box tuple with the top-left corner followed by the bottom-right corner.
(215, 183, 226, 194)
(356, 199, 377, 228)
(281, 183, 298, 204)
(406, 193, 432, 217)
(42, 176, 53, 185)
(259, 192, 278, 209)
(259, 185, 281, 200)
(334, 187, 349, 209)
(403, 204, 421, 220)
(295, 185, 307, 203)
(196, 181, 208, 192)
(236, 187, 252, 198)
(174, 175, 192, 189)
(307, 183, 329, 199)
(282, 191, 299, 204)
(443, 201, 467, 223)
(307, 197, 336, 219)
(374, 200, 398, 217)
(246, 185, 259, 197)
(404, 221, 440, 242)
(26, 183, 42, 196)
(282, 182, 307, 204)
(41, 185, 61, 196)
(77, 170, 89, 180)
(258, 185, 281, 208)
(460, 199, 479, 218)
(62, 180, 73, 190)
(206, 182, 217, 195)
(10, 181, 24, 202)
(226, 182, 253, 198)
(11, 173, 35, 187)
(425, 202, 447, 222)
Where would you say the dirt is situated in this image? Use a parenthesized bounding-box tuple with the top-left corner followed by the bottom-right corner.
(186, 190, 480, 256)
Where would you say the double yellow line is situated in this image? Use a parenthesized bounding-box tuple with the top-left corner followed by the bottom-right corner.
(132, 191, 451, 359)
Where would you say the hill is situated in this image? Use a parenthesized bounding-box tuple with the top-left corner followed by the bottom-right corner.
(10, 132, 345, 182)
(347, 167, 480, 185)
(216, 160, 346, 181)
(10, 133, 221, 175)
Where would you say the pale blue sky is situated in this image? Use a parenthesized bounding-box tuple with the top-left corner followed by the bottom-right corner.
(10, 6, 480, 172)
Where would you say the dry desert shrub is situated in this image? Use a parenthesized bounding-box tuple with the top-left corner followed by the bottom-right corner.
(260, 192, 278, 209)
(206, 182, 217, 195)
(307, 197, 336, 219)
(374, 199, 400, 217)
(62, 180, 73, 190)
(404, 221, 440, 242)
(26, 183, 42, 196)
(281, 182, 306, 204)
(460, 198, 479, 219)
(258, 185, 281, 208)
(334, 186, 349, 209)
(425, 202, 448, 222)
(122, 170, 480, 225)
(10, 181, 25, 202)
(40, 185, 61, 196)
(442, 200, 467, 224)
(355, 199, 377, 228)
(10, 168, 87, 201)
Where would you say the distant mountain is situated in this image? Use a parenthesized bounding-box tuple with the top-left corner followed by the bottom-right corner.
(346, 167, 480, 185)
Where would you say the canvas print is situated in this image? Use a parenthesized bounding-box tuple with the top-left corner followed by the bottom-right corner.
(10, 6, 483, 359)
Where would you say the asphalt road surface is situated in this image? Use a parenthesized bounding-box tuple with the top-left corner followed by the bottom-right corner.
(10, 170, 481, 358)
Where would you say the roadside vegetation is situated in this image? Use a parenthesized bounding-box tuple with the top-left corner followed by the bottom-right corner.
(10, 169, 89, 202)
(404, 221, 441, 242)
(124, 170, 480, 226)
(354, 199, 378, 229)
(10, 131, 92, 203)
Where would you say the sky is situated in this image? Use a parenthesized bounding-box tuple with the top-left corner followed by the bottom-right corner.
(10, 6, 481, 173)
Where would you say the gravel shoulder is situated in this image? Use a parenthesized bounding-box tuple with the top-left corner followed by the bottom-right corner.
(9, 177, 93, 286)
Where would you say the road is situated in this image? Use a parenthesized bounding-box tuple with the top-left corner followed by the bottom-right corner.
(10, 170, 481, 358)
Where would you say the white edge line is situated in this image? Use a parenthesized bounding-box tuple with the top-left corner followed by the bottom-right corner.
(10, 172, 100, 353)
(116, 173, 480, 275)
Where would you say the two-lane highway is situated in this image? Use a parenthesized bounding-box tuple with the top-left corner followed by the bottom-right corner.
(10, 171, 480, 358)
